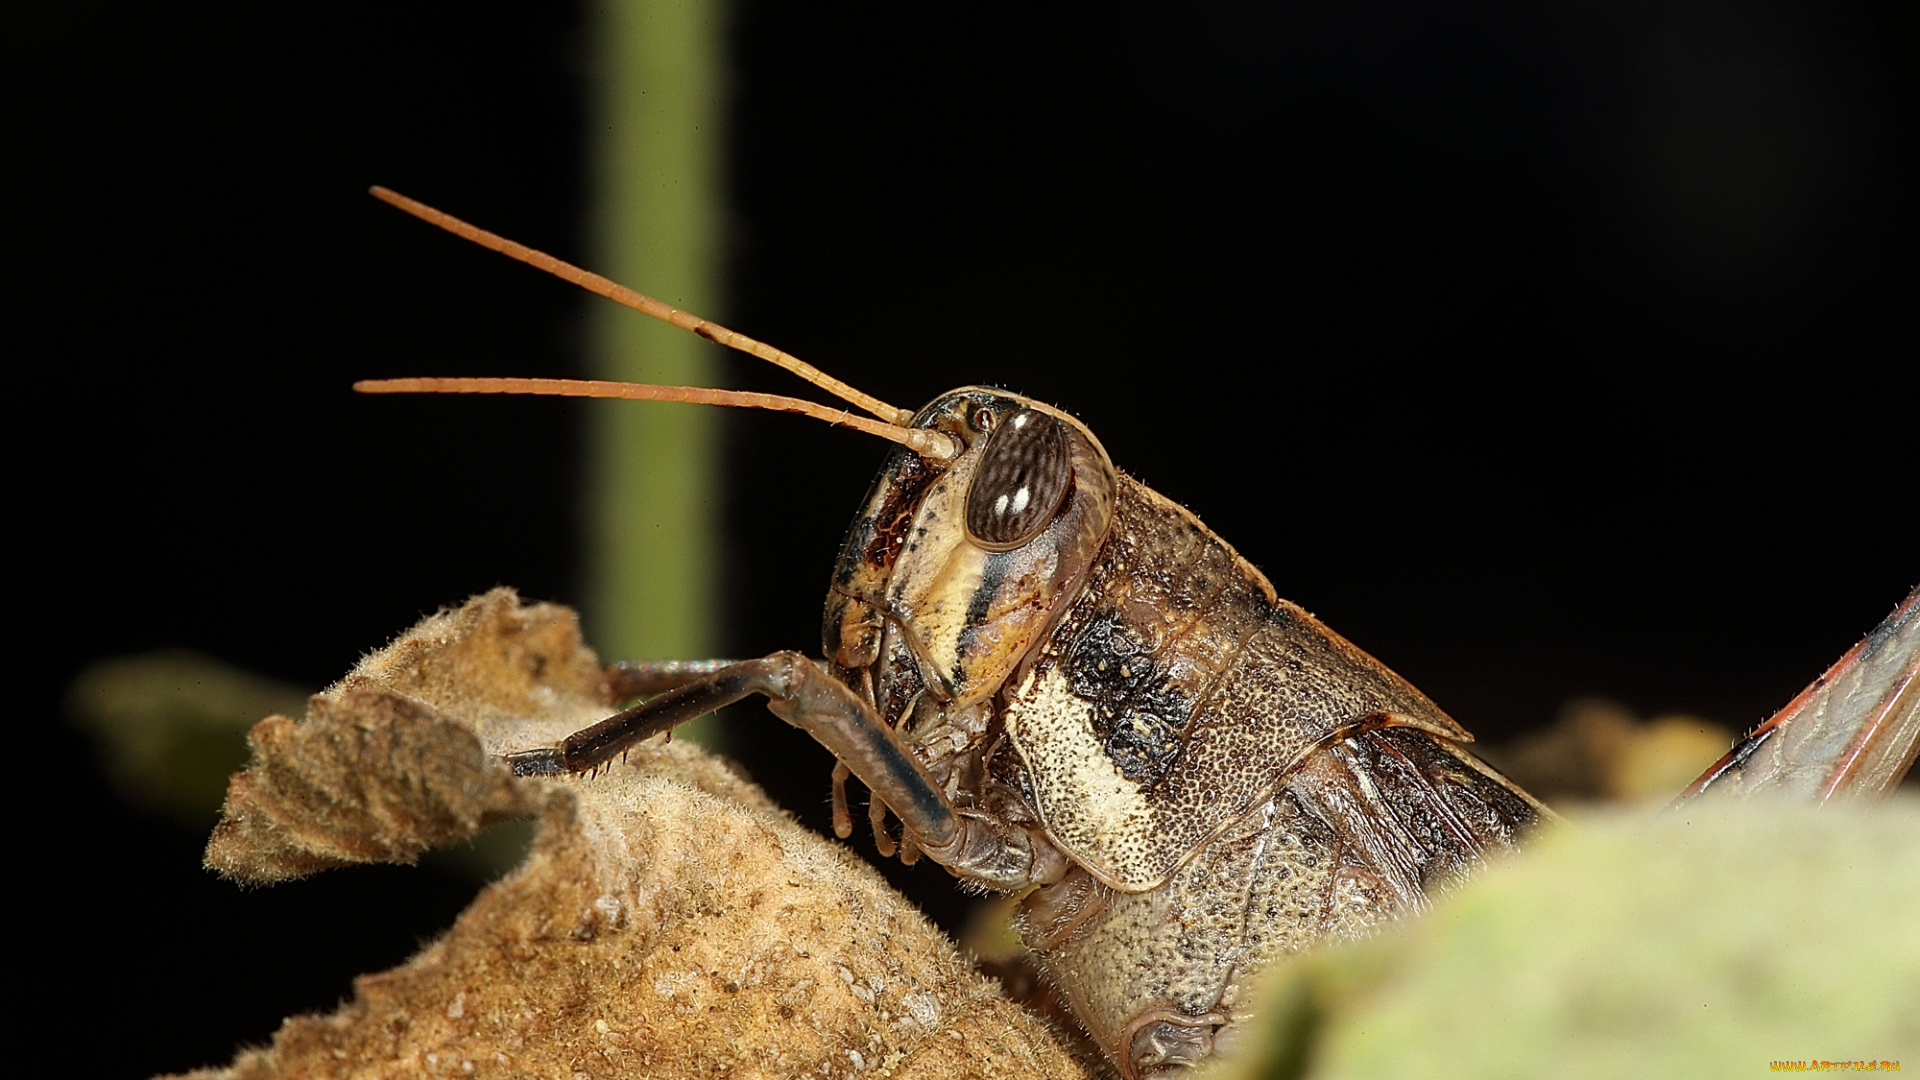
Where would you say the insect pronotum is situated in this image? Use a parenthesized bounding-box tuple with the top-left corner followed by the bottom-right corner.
(356, 186, 1918, 1079)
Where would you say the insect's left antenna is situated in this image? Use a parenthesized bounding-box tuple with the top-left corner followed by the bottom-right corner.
(368, 186, 913, 427)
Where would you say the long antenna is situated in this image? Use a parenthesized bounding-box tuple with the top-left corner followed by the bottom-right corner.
(355, 377, 956, 461)
(368, 186, 913, 427)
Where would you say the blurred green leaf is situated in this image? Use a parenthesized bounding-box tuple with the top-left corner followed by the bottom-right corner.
(66, 650, 308, 825)
(1219, 800, 1920, 1080)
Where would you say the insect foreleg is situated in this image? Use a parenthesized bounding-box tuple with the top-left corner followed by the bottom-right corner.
(603, 659, 741, 700)
(506, 652, 959, 849)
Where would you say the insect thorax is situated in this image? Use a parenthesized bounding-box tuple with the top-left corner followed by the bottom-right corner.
(998, 477, 1475, 890)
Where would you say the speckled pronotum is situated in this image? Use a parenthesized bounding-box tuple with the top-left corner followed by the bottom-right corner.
(355, 187, 1918, 1079)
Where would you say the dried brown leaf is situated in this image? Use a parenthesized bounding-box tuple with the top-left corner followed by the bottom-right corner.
(179, 588, 1089, 1080)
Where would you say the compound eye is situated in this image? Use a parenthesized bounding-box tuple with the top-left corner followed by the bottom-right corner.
(965, 408, 1073, 549)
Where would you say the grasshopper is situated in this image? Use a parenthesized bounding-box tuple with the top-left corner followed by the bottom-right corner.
(357, 188, 1917, 1079)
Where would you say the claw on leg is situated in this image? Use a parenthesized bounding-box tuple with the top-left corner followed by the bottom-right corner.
(506, 747, 566, 777)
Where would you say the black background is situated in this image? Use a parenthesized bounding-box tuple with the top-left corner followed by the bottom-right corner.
(16, 2, 1915, 1076)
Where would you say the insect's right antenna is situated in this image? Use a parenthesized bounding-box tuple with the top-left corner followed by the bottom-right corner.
(369, 186, 913, 427)
(354, 377, 957, 462)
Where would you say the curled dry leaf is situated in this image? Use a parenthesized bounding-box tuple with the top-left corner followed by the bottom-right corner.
(177, 588, 1090, 1080)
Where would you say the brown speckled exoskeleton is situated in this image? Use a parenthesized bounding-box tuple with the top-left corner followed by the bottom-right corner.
(355, 188, 1555, 1079)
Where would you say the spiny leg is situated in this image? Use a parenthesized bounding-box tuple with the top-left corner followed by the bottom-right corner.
(507, 651, 958, 849)
(603, 659, 740, 701)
